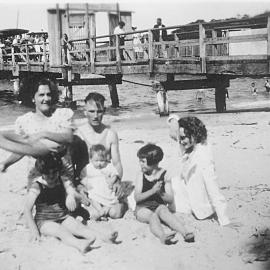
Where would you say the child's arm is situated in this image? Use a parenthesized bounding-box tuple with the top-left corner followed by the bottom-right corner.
(134, 173, 163, 203)
(62, 178, 77, 212)
(160, 174, 174, 204)
(24, 183, 41, 241)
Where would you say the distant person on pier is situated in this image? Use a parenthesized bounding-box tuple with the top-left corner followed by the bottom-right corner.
(114, 21, 126, 60)
(132, 26, 143, 60)
(153, 18, 167, 58)
(62, 33, 72, 64)
(196, 89, 206, 104)
(264, 79, 270, 93)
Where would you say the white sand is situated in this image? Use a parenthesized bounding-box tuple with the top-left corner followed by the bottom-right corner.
(1, 111, 270, 270)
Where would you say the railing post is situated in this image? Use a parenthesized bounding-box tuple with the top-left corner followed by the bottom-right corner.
(85, 3, 90, 64)
(199, 23, 206, 73)
(11, 47, 15, 67)
(267, 16, 270, 73)
(0, 47, 3, 68)
(43, 41, 48, 71)
(148, 29, 154, 73)
(90, 13, 96, 73)
(211, 30, 218, 56)
(115, 34, 122, 73)
(25, 44, 30, 70)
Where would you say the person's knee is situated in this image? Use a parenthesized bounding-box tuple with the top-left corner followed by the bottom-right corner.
(156, 205, 168, 215)
(109, 203, 126, 219)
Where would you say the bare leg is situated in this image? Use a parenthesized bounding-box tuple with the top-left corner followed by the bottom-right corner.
(61, 216, 96, 243)
(40, 221, 93, 253)
(136, 207, 175, 245)
(156, 205, 194, 242)
(108, 202, 127, 219)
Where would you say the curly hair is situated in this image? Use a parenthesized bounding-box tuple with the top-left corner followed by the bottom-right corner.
(35, 154, 62, 175)
(178, 117, 207, 144)
(137, 143, 164, 166)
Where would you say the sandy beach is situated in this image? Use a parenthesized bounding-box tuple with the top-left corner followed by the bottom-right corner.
(0, 107, 270, 270)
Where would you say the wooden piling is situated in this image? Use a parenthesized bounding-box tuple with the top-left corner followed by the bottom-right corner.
(199, 23, 206, 73)
(108, 83, 120, 108)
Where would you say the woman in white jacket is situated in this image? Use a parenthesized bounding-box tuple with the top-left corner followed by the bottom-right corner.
(168, 115, 237, 227)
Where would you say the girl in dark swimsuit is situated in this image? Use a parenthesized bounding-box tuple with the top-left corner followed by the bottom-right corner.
(134, 143, 195, 244)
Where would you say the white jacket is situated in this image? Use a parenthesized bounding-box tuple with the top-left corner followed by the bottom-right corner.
(171, 143, 230, 226)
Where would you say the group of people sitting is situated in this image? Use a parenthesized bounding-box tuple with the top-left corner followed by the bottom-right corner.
(0, 33, 49, 63)
(0, 77, 238, 253)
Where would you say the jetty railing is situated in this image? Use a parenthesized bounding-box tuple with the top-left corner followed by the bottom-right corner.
(0, 41, 50, 72)
(0, 15, 269, 75)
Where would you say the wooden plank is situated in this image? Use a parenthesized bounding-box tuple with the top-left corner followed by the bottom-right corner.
(205, 34, 268, 45)
(206, 55, 267, 61)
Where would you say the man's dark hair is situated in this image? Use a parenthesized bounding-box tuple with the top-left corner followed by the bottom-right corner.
(137, 143, 164, 166)
(119, 21, 125, 27)
(84, 92, 105, 107)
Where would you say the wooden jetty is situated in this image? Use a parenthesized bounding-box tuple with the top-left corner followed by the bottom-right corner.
(0, 3, 270, 115)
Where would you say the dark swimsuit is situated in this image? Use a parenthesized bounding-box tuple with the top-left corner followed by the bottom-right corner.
(136, 170, 166, 212)
(34, 180, 68, 230)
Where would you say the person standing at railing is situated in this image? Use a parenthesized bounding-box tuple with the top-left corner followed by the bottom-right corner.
(113, 21, 126, 61)
(62, 33, 72, 65)
(153, 18, 167, 58)
(132, 26, 143, 60)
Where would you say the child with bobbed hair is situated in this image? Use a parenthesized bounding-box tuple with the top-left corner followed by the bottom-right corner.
(134, 143, 194, 244)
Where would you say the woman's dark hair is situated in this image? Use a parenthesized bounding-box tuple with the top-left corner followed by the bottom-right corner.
(137, 143, 164, 166)
(31, 77, 59, 106)
(35, 154, 62, 174)
(178, 117, 207, 144)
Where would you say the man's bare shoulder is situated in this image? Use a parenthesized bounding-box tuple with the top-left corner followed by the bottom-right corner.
(106, 127, 119, 142)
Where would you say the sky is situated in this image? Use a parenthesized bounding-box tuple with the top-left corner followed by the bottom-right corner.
(0, 0, 269, 34)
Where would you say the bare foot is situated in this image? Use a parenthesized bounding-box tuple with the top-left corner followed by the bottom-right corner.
(160, 232, 177, 245)
(79, 239, 95, 254)
(102, 231, 119, 243)
(183, 232, 195, 243)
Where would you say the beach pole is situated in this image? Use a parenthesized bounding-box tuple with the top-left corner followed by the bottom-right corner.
(152, 81, 169, 116)
(215, 86, 227, 113)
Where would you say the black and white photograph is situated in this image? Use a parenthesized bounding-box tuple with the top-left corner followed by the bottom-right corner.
(0, 0, 270, 269)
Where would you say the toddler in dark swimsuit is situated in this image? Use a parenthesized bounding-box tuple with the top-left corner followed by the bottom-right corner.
(24, 155, 96, 253)
(134, 143, 194, 244)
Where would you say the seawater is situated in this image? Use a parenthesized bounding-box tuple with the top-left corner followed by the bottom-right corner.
(0, 75, 270, 126)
